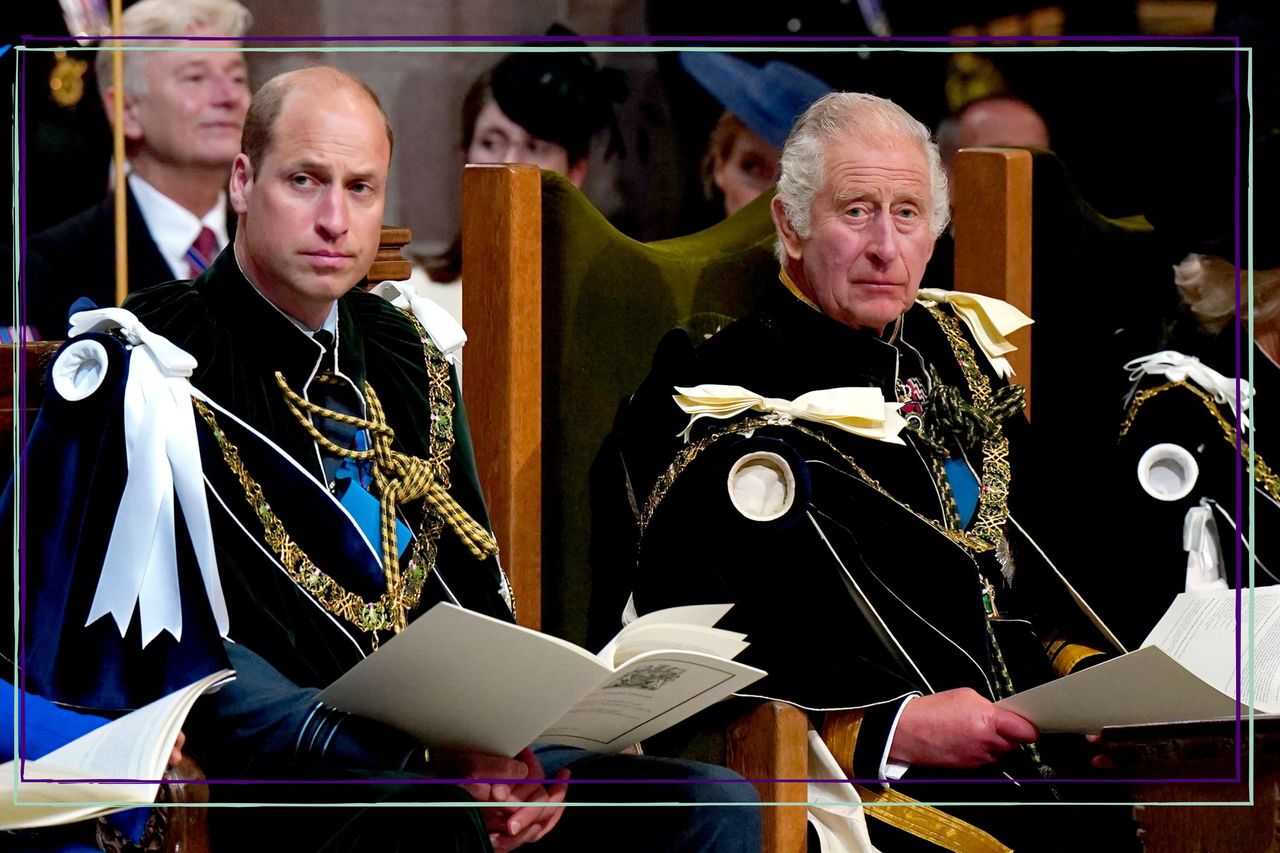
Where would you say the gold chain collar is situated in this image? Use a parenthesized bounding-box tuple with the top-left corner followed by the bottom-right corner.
(194, 315, 500, 645)
(194, 397, 423, 643)
(641, 305, 1017, 554)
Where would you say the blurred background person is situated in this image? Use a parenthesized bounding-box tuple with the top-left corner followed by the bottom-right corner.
(680, 52, 832, 219)
(23, 0, 252, 341)
(416, 31, 625, 320)
(936, 92, 1050, 176)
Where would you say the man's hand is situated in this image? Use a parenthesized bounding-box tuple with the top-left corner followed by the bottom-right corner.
(433, 747, 569, 852)
(887, 688, 1038, 768)
(168, 730, 187, 769)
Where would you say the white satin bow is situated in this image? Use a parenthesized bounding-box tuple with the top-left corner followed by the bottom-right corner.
(68, 308, 228, 646)
(371, 281, 467, 365)
(1124, 350, 1252, 429)
(673, 384, 907, 445)
(915, 288, 1033, 379)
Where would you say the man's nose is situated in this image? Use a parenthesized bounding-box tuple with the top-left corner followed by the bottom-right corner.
(316, 187, 350, 239)
(212, 73, 249, 109)
(866, 212, 901, 263)
(497, 143, 526, 165)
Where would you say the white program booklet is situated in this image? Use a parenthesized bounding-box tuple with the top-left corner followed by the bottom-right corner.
(996, 586, 1280, 732)
(318, 602, 766, 756)
(0, 668, 235, 830)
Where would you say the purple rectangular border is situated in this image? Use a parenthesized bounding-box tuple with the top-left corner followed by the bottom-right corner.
(8, 31, 1256, 802)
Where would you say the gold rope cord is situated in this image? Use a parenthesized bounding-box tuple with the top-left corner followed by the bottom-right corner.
(274, 373, 497, 566)
(1120, 379, 1279, 504)
(193, 398, 419, 643)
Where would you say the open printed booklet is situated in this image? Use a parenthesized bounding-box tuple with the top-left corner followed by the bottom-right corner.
(319, 602, 766, 756)
(997, 586, 1280, 732)
(0, 668, 235, 830)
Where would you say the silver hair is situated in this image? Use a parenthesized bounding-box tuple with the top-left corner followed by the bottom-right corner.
(774, 91, 950, 264)
(1175, 252, 1280, 332)
(95, 0, 252, 101)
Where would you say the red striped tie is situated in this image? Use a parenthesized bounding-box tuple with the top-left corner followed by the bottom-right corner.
(186, 227, 218, 278)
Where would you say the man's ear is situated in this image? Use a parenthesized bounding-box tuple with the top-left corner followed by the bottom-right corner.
(102, 87, 146, 144)
(711, 152, 730, 195)
(566, 158, 589, 189)
(770, 195, 804, 261)
(228, 153, 253, 215)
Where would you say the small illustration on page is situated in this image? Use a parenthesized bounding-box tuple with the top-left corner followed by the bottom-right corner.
(604, 664, 686, 691)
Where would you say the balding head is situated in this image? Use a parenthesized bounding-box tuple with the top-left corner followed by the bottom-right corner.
(954, 96, 1049, 152)
(229, 67, 393, 328)
(241, 66, 394, 173)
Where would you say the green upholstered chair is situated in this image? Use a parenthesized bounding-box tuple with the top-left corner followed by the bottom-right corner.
(460, 164, 779, 644)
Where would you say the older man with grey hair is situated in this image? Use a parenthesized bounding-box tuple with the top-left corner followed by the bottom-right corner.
(595, 91, 1134, 851)
(27, 0, 251, 339)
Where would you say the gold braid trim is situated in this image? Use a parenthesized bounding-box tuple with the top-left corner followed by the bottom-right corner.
(856, 786, 1014, 853)
(193, 398, 417, 645)
(274, 372, 498, 568)
(1120, 379, 1280, 504)
(1043, 634, 1106, 677)
(820, 711, 1014, 851)
(820, 709, 865, 777)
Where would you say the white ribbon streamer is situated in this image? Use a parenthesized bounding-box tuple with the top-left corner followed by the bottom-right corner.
(673, 384, 906, 445)
(70, 308, 228, 646)
(915, 288, 1033, 379)
(1124, 350, 1251, 429)
(371, 281, 467, 365)
(805, 730, 880, 852)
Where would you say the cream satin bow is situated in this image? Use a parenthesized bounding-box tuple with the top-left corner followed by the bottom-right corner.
(68, 307, 228, 647)
(673, 384, 907, 444)
(371, 280, 466, 365)
(915, 289, 1033, 379)
(1125, 350, 1252, 429)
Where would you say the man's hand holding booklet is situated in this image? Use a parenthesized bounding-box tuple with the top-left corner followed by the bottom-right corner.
(318, 602, 766, 756)
(997, 586, 1280, 732)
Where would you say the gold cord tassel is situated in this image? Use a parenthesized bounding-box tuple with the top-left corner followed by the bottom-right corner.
(275, 372, 499, 581)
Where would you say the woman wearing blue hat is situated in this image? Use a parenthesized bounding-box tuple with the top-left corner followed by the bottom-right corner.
(681, 53, 832, 218)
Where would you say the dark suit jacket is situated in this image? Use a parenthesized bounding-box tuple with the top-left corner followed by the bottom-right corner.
(23, 186, 233, 340)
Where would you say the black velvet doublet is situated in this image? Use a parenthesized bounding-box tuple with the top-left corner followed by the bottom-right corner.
(599, 281, 1120, 790)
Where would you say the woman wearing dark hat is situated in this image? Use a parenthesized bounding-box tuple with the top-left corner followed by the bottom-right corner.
(464, 48, 622, 188)
(423, 40, 624, 285)
(681, 53, 831, 218)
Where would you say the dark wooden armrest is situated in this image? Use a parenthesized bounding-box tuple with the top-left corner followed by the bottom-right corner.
(158, 755, 210, 853)
(367, 225, 413, 285)
(725, 700, 810, 853)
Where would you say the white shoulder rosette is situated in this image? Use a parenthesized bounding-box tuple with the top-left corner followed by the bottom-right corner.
(915, 288, 1034, 379)
(67, 307, 227, 646)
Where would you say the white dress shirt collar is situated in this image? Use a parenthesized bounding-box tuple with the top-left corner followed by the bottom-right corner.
(127, 170, 229, 280)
